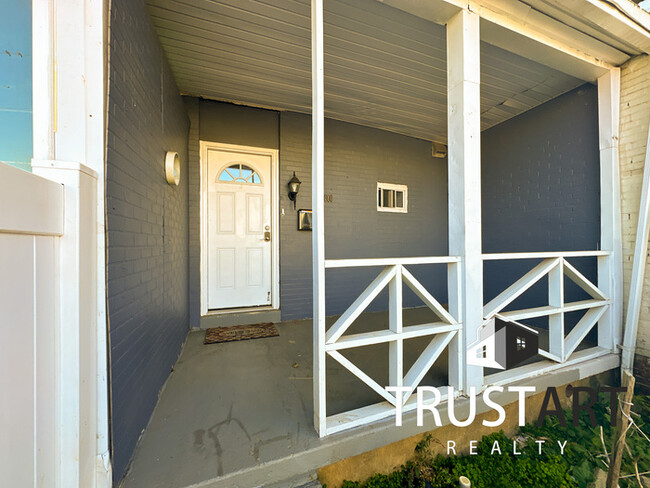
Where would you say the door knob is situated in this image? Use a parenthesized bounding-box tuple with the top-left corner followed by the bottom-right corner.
(264, 231, 271, 241)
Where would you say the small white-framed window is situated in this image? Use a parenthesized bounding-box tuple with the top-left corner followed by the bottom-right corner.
(377, 182, 408, 213)
(516, 336, 526, 351)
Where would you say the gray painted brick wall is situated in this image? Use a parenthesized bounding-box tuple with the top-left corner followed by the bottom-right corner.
(106, 0, 189, 482)
(186, 97, 201, 328)
(104, 13, 600, 480)
(188, 100, 449, 323)
(186, 100, 280, 326)
(482, 84, 600, 319)
(279, 112, 449, 320)
(188, 88, 599, 324)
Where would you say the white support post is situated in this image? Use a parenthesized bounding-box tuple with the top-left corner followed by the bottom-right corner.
(597, 69, 623, 352)
(447, 9, 483, 393)
(389, 266, 403, 388)
(548, 258, 565, 360)
(311, 0, 327, 437)
(32, 161, 98, 488)
(32, 0, 110, 485)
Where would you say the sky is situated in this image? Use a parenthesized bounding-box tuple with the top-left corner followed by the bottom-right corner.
(0, 1, 32, 170)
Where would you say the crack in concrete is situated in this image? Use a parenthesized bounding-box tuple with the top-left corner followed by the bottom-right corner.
(193, 404, 251, 476)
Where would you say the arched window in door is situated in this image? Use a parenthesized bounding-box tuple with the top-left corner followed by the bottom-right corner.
(217, 163, 262, 184)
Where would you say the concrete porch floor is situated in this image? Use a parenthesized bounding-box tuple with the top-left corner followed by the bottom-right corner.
(119, 304, 600, 488)
(121, 308, 449, 488)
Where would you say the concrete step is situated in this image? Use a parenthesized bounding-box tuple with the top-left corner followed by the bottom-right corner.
(268, 474, 322, 488)
(183, 463, 321, 488)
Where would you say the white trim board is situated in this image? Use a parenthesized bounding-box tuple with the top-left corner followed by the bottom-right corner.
(621, 118, 650, 371)
(381, 0, 639, 81)
(199, 141, 280, 317)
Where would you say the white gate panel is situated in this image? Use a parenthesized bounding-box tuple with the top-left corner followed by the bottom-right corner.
(0, 163, 63, 487)
(0, 234, 36, 488)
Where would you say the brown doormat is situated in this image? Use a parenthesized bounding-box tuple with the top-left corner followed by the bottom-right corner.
(204, 322, 279, 344)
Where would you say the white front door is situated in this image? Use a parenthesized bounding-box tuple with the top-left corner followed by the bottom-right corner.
(206, 146, 274, 310)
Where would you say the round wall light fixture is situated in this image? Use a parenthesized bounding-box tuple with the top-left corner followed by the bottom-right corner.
(165, 151, 181, 186)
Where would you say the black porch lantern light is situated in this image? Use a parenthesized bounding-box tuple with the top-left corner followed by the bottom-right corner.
(287, 171, 301, 209)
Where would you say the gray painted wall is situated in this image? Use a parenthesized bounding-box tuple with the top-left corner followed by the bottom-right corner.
(186, 97, 201, 329)
(279, 112, 449, 320)
(482, 84, 600, 318)
(186, 100, 281, 327)
(106, 67, 598, 482)
(200, 101, 280, 149)
(106, 0, 190, 482)
(187, 100, 449, 325)
(189, 87, 600, 325)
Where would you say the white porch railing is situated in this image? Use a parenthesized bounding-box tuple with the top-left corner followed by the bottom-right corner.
(319, 256, 462, 435)
(482, 251, 614, 385)
(309, 0, 622, 438)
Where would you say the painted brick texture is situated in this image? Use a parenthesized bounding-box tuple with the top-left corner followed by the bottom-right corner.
(187, 100, 449, 323)
(619, 55, 650, 377)
(186, 97, 201, 328)
(482, 85, 601, 253)
(278, 111, 449, 321)
(185, 100, 280, 326)
(276, 87, 600, 321)
(482, 85, 601, 314)
(106, 0, 189, 482)
(188, 89, 599, 324)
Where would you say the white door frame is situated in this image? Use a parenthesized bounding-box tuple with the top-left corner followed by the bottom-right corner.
(200, 141, 280, 316)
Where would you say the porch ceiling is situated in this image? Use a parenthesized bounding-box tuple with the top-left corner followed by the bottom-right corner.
(146, 0, 586, 143)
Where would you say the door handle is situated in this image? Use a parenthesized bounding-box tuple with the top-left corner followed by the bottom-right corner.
(263, 231, 271, 241)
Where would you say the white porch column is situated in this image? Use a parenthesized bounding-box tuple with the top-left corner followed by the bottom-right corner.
(447, 9, 483, 393)
(597, 69, 623, 353)
(32, 0, 111, 486)
(311, 0, 327, 436)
